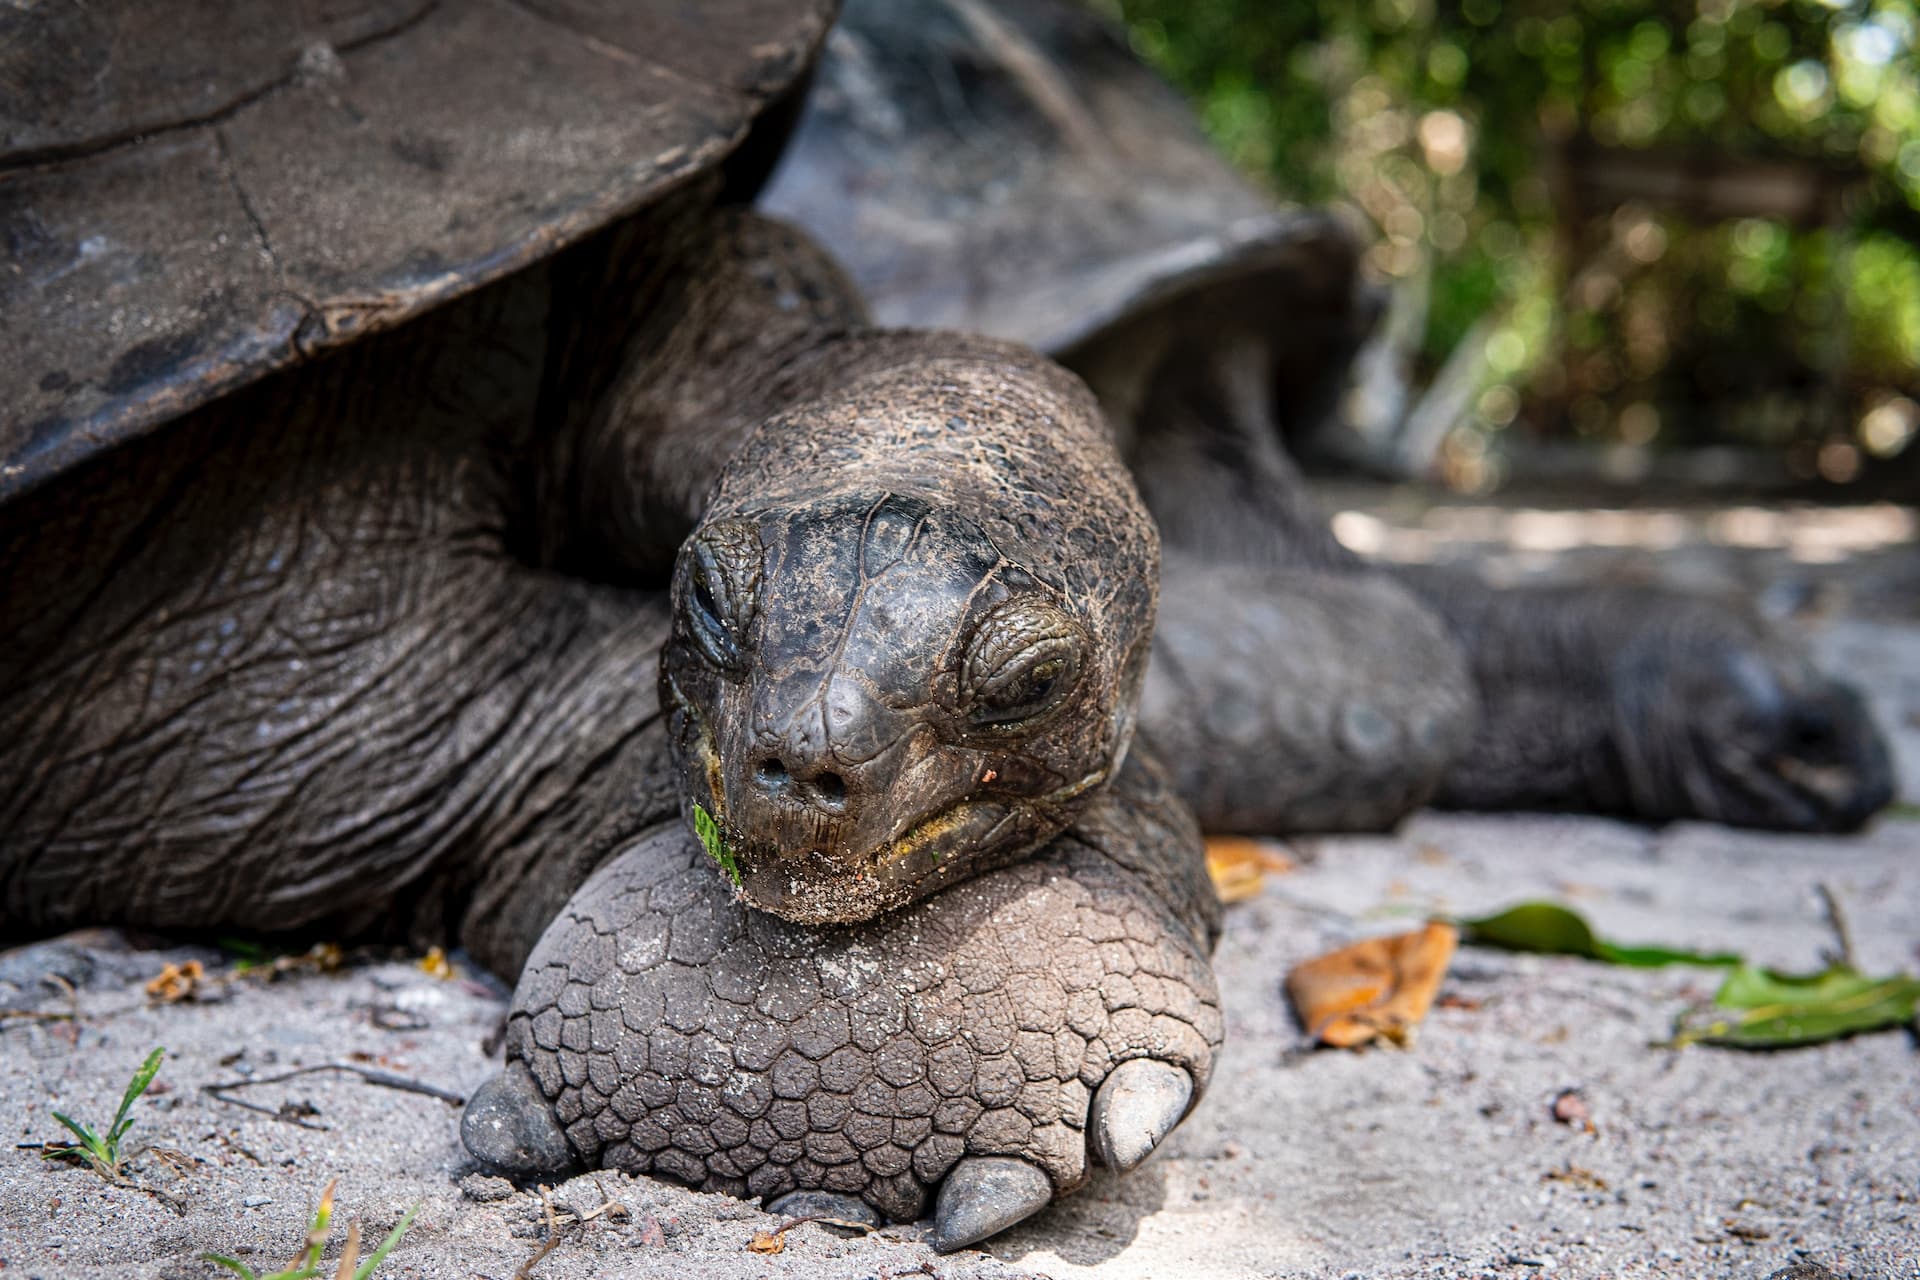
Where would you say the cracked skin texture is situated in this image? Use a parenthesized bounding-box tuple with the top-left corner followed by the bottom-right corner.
(507, 752, 1221, 1222)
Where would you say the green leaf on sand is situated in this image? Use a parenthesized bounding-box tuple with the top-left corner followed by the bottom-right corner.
(1673, 964, 1920, 1048)
(1456, 901, 1741, 968)
(692, 802, 742, 886)
(1456, 900, 1919, 1049)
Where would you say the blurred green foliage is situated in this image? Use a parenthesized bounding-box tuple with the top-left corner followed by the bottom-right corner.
(1106, 0, 1920, 482)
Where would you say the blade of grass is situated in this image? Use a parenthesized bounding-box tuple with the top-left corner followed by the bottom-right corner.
(692, 803, 742, 886)
(107, 1046, 165, 1146)
(289, 1179, 339, 1275)
(201, 1182, 416, 1280)
(49, 1112, 102, 1152)
(202, 1256, 262, 1280)
(352, 1204, 419, 1280)
(332, 1221, 362, 1280)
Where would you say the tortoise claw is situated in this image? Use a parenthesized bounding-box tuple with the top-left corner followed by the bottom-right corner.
(460, 1060, 573, 1180)
(764, 1190, 881, 1234)
(928, 1156, 1053, 1253)
(1089, 1059, 1192, 1172)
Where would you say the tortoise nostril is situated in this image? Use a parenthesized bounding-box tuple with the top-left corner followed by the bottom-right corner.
(754, 757, 848, 812)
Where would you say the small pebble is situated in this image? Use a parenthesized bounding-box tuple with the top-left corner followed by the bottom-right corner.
(242, 1195, 273, 1208)
(460, 1172, 516, 1203)
(1551, 1090, 1591, 1128)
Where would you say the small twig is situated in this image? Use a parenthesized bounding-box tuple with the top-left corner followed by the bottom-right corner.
(513, 1186, 565, 1280)
(572, 1176, 629, 1225)
(204, 1061, 463, 1111)
(133, 1177, 190, 1217)
(1817, 883, 1858, 971)
(2, 972, 85, 1033)
(147, 1145, 196, 1176)
(23, 1143, 190, 1215)
(203, 1062, 463, 1129)
(215, 1132, 266, 1166)
(512, 1180, 631, 1277)
(202, 1091, 328, 1130)
(0, 1007, 74, 1023)
(771, 1212, 883, 1237)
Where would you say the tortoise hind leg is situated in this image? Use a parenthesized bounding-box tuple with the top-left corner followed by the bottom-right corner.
(1144, 556, 1475, 833)
(1106, 322, 1478, 832)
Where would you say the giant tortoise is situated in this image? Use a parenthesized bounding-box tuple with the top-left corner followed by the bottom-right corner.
(0, 0, 1893, 1258)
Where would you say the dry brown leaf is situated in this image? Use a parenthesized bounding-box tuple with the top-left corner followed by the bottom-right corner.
(332, 1220, 363, 1280)
(418, 946, 453, 980)
(258, 942, 345, 981)
(1284, 922, 1459, 1048)
(748, 1229, 786, 1255)
(1543, 1163, 1610, 1191)
(1206, 837, 1298, 904)
(145, 960, 204, 1003)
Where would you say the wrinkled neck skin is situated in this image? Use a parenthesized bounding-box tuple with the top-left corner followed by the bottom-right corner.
(658, 330, 1160, 925)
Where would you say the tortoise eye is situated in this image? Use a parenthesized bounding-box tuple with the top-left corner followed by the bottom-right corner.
(679, 522, 762, 673)
(962, 599, 1086, 731)
(691, 572, 722, 629)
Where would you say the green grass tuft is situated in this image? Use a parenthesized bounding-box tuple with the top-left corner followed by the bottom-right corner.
(43, 1045, 164, 1182)
(204, 1180, 418, 1280)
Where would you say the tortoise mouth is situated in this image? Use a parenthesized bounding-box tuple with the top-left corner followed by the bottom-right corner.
(720, 795, 1019, 924)
(709, 766, 1110, 924)
(682, 747, 1106, 924)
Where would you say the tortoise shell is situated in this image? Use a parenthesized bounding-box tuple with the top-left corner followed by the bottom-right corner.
(1, 0, 834, 499)
(758, 0, 1356, 362)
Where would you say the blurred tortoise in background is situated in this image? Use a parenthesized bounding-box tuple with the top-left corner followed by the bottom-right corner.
(760, 0, 1896, 836)
(0, 0, 1894, 1262)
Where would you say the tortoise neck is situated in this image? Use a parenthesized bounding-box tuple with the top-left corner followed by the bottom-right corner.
(529, 203, 871, 584)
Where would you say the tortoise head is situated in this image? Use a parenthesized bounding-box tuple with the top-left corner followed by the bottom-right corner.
(660, 342, 1156, 924)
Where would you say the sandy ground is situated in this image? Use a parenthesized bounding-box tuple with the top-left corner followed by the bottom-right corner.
(4, 493, 1915, 1280)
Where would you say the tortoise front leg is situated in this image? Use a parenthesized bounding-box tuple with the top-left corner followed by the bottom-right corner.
(461, 752, 1223, 1251)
